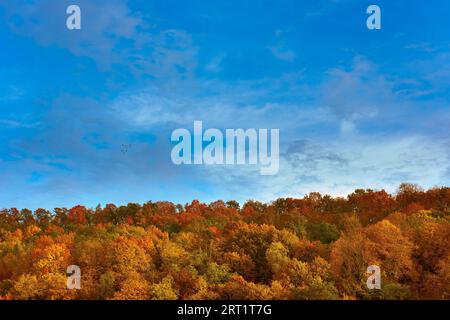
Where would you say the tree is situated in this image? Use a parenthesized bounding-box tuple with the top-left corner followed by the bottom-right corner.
(266, 242, 290, 276)
(306, 221, 340, 244)
(113, 271, 150, 300)
(330, 232, 369, 297)
(204, 262, 231, 284)
(364, 220, 417, 283)
(107, 236, 152, 277)
(217, 275, 272, 300)
(11, 274, 43, 299)
(68, 205, 89, 225)
(150, 276, 178, 300)
(0, 186, 448, 300)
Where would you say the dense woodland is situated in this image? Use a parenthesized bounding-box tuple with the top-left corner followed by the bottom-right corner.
(0, 183, 449, 300)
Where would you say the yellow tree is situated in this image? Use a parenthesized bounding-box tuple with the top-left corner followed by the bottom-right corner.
(113, 271, 150, 300)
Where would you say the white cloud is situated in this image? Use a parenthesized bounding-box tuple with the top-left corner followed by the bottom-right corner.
(268, 45, 296, 62)
(205, 53, 227, 73)
(103, 55, 450, 203)
(1, 0, 197, 77)
(3, 50, 449, 208)
(201, 134, 450, 203)
(320, 57, 393, 121)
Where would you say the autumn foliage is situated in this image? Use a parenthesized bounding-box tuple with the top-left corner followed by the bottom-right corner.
(0, 183, 449, 300)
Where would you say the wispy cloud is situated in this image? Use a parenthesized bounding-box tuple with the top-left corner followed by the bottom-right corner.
(268, 45, 296, 62)
(0, 119, 39, 128)
(1, 0, 197, 79)
(0, 86, 25, 101)
(1, 1, 449, 209)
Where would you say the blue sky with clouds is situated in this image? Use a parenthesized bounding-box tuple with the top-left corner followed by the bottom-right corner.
(1, 0, 449, 210)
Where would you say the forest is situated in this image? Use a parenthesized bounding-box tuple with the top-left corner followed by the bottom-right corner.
(0, 183, 449, 300)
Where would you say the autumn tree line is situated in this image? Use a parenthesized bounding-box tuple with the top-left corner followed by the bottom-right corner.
(0, 183, 449, 300)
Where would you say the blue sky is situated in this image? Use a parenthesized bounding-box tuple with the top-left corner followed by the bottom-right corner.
(1, 0, 449, 210)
